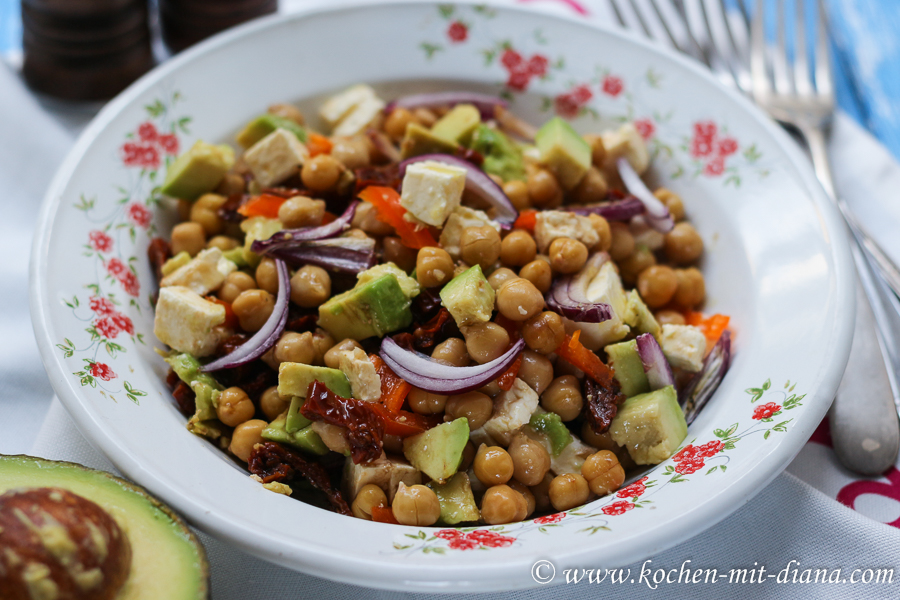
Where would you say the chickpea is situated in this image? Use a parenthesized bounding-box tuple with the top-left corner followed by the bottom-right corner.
(431, 338, 469, 367)
(407, 388, 447, 415)
(571, 167, 608, 204)
(216, 387, 256, 427)
(530, 473, 554, 513)
(519, 259, 552, 293)
(588, 214, 612, 252)
(260, 386, 290, 421)
(500, 230, 537, 267)
(416, 247, 454, 288)
(255, 258, 280, 295)
(527, 169, 563, 208)
(383, 237, 417, 273)
(384, 107, 415, 141)
(580, 422, 622, 453)
(549, 473, 590, 511)
(171, 222, 206, 257)
(654, 188, 685, 221)
(232, 289, 275, 332)
(301, 155, 343, 192)
(664, 222, 704, 264)
(343, 228, 371, 241)
(207, 235, 239, 251)
(215, 172, 246, 197)
(488, 174, 504, 187)
(497, 278, 544, 321)
(474, 445, 514, 486)
(278, 196, 325, 229)
(584, 134, 607, 168)
(229, 419, 267, 462)
(460, 226, 501, 270)
(508, 433, 551, 486)
(608, 222, 635, 262)
(412, 108, 437, 127)
(619, 245, 657, 285)
(479, 379, 502, 398)
(274, 331, 315, 365)
(541, 375, 583, 422)
(518, 350, 554, 395)
(481, 484, 523, 525)
(290, 265, 331, 308)
(655, 309, 686, 326)
(445, 392, 493, 430)
(352, 484, 387, 521)
(522, 311, 565, 354)
(508, 480, 536, 518)
(392, 483, 440, 526)
(503, 179, 530, 210)
(673, 267, 705, 309)
(331, 137, 370, 170)
(549, 238, 588, 275)
(637, 265, 679, 308)
(324, 338, 363, 369)
(581, 450, 625, 496)
(219, 271, 256, 304)
(311, 328, 335, 366)
(487, 267, 518, 292)
(190, 193, 227, 236)
(267, 102, 305, 125)
(463, 322, 510, 364)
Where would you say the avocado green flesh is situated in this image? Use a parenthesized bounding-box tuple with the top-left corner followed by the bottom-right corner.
(400, 123, 459, 159)
(427, 472, 480, 525)
(165, 353, 226, 441)
(278, 364, 351, 405)
(261, 414, 329, 455)
(0, 455, 208, 600)
(609, 386, 688, 465)
(528, 412, 572, 456)
(439, 265, 495, 328)
(318, 274, 412, 341)
(467, 124, 526, 182)
(605, 339, 651, 398)
(160, 141, 234, 201)
(236, 114, 307, 148)
(403, 418, 470, 481)
(431, 104, 481, 144)
(535, 117, 591, 190)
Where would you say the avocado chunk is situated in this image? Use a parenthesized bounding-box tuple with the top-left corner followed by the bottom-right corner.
(440, 265, 495, 328)
(467, 124, 526, 182)
(426, 472, 480, 524)
(318, 274, 412, 341)
(165, 352, 226, 441)
(278, 363, 351, 433)
(623, 290, 661, 339)
(240, 216, 283, 268)
(431, 104, 482, 144)
(261, 413, 329, 455)
(161, 251, 191, 276)
(0, 455, 208, 600)
(403, 418, 470, 481)
(236, 114, 307, 148)
(528, 411, 572, 456)
(400, 122, 458, 159)
(609, 385, 688, 465)
(605, 339, 651, 398)
(535, 116, 591, 190)
(161, 140, 235, 201)
(356, 262, 421, 299)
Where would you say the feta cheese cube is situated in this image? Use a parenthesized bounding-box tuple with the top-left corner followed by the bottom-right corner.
(343, 454, 421, 502)
(534, 210, 600, 253)
(659, 324, 707, 372)
(319, 84, 378, 125)
(243, 128, 308, 187)
(439, 206, 501, 259)
(154, 286, 227, 357)
(160, 247, 236, 295)
(399, 161, 466, 227)
(564, 261, 629, 351)
(333, 96, 386, 137)
(482, 378, 540, 446)
(602, 123, 650, 175)
(338, 347, 382, 402)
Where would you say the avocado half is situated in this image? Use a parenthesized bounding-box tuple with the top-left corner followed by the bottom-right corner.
(0, 455, 209, 600)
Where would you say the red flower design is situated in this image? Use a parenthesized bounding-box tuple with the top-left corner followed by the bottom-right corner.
(601, 75, 624, 97)
(526, 54, 549, 77)
(602, 500, 634, 516)
(499, 49, 549, 92)
(634, 118, 656, 140)
(672, 444, 697, 463)
(717, 137, 738, 156)
(448, 537, 480, 550)
(127, 203, 152, 228)
(534, 512, 566, 525)
(501, 48, 523, 70)
(121, 142, 160, 170)
(137, 122, 159, 142)
(88, 230, 113, 253)
(106, 258, 127, 278)
(111, 312, 134, 336)
(436, 529, 516, 550)
(158, 133, 179, 155)
(617, 476, 649, 499)
(89, 296, 116, 316)
(120, 271, 140, 297)
(434, 529, 463, 541)
(94, 316, 120, 339)
(554, 84, 593, 119)
(675, 456, 706, 475)
(691, 136, 715, 158)
(753, 402, 782, 420)
(89, 362, 116, 381)
(466, 529, 515, 548)
(506, 69, 531, 92)
(704, 157, 725, 177)
(447, 21, 468, 43)
(696, 440, 724, 458)
(694, 121, 718, 140)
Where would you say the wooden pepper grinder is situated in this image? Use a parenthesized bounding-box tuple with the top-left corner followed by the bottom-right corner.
(21, 0, 155, 101)
(160, 0, 278, 53)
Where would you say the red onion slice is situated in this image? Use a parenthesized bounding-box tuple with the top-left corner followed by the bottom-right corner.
(386, 92, 508, 120)
(399, 154, 518, 225)
(635, 333, 675, 390)
(565, 196, 645, 221)
(202, 259, 289, 372)
(617, 158, 674, 233)
(545, 253, 612, 323)
(380, 336, 526, 394)
(251, 201, 359, 254)
(263, 237, 377, 274)
(682, 331, 732, 425)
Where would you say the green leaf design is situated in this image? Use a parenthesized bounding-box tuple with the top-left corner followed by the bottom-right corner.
(145, 99, 165, 118)
(706, 466, 718, 475)
(764, 430, 771, 440)
(438, 4, 454, 18)
(420, 42, 443, 59)
(393, 543, 412, 550)
(473, 5, 496, 17)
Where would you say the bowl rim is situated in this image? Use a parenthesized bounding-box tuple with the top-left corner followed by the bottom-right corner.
(29, 0, 855, 591)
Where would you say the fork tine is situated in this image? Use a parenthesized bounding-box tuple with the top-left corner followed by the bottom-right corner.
(772, 0, 793, 94)
(626, 0, 656, 38)
(698, 0, 747, 92)
(815, 0, 834, 98)
(649, 0, 709, 61)
(609, 0, 629, 29)
(749, 0, 770, 100)
(793, 0, 813, 96)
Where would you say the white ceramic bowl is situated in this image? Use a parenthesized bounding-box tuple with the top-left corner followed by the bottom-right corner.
(30, 1, 854, 592)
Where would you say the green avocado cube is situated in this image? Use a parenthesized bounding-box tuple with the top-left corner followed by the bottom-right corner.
(528, 411, 573, 456)
(535, 117, 591, 190)
(318, 274, 412, 341)
(161, 140, 235, 201)
(440, 265, 495, 328)
(605, 339, 651, 398)
(427, 472, 481, 525)
(403, 418, 470, 481)
(623, 290, 661, 339)
(278, 363, 352, 433)
(261, 413, 329, 455)
(609, 386, 687, 465)
(400, 123, 459, 159)
(240, 216, 283, 268)
(467, 124, 526, 182)
(236, 114, 307, 148)
(431, 104, 481, 144)
(161, 251, 191, 277)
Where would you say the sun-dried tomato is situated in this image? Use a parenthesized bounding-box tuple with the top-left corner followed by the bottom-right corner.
(171, 381, 195, 416)
(555, 332, 617, 389)
(166, 369, 180, 389)
(497, 352, 523, 391)
(213, 334, 276, 400)
(410, 287, 444, 324)
(412, 308, 459, 352)
(248, 442, 351, 515)
(301, 380, 384, 464)
(583, 377, 624, 434)
(456, 146, 484, 166)
(370, 354, 411, 413)
(286, 313, 318, 333)
(354, 164, 401, 193)
(217, 193, 249, 223)
(147, 237, 171, 283)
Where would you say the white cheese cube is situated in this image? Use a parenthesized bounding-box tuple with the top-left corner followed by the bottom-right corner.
(602, 123, 650, 175)
(482, 378, 540, 446)
(659, 324, 707, 372)
(319, 84, 378, 125)
(343, 454, 421, 502)
(160, 247, 236, 295)
(439, 206, 501, 259)
(243, 128, 308, 187)
(338, 347, 382, 402)
(534, 210, 600, 253)
(399, 161, 466, 227)
(333, 96, 386, 137)
(564, 261, 629, 351)
(154, 286, 227, 357)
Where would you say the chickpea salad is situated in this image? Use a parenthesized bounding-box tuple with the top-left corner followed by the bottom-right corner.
(150, 86, 732, 526)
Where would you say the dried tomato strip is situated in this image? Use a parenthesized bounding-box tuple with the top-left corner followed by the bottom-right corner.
(301, 380, 384, 464)
(497, 352, 523, 391)
(583, 378, 624, 435)
(411, 308, 459, 352)
(370, 355, 411, 413)
(370, 403, 437, 438)
(147, 237, 171, 283)
(371, 505, 400, 524)
(555, 331, 617, 388)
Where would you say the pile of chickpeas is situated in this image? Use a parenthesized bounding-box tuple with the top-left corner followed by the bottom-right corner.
(160, 99, 708, 525)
